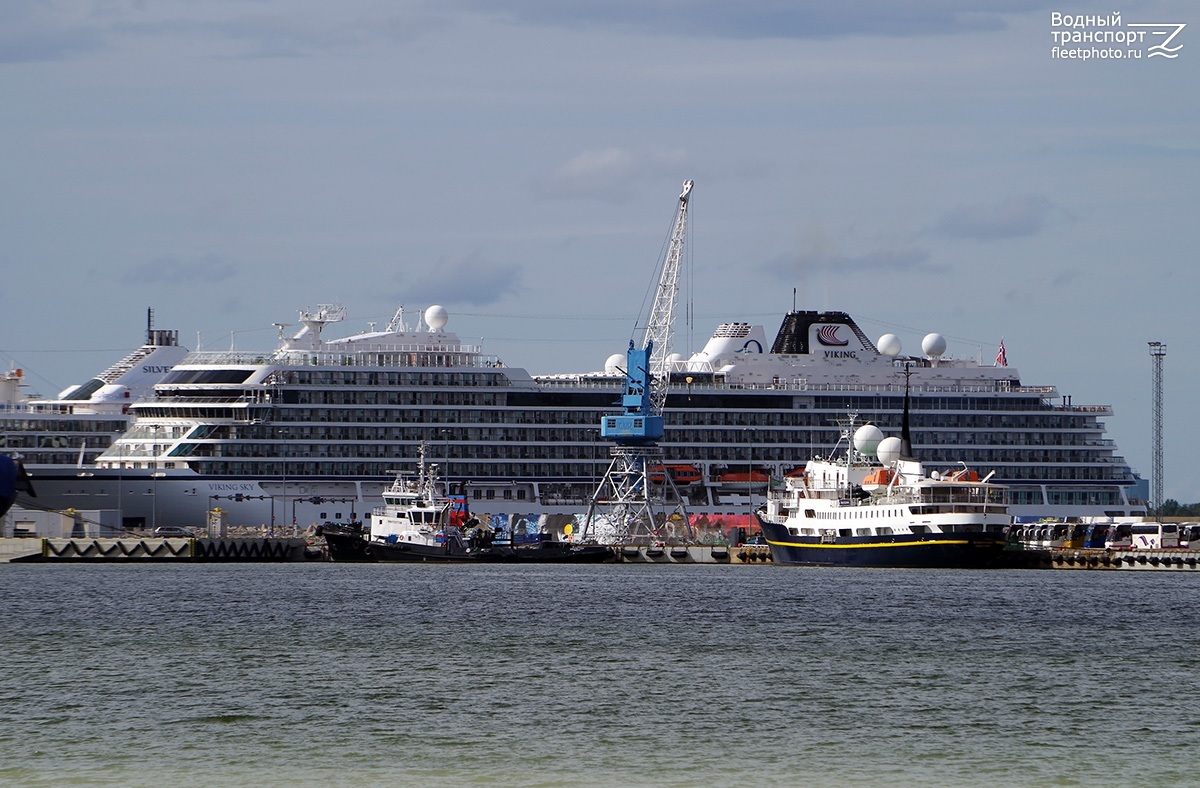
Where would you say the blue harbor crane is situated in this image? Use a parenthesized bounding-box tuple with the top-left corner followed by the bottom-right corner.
(581, 180, 694, 545)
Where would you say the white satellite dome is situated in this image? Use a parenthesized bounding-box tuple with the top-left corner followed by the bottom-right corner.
(853, 424, 884, 457)
(667, 352, 684, 369)
(605, 353, 625, 375)
(877, 333, 902, 357)
(424, 305, 448, 330)
(921, 332, 947, 358)
(877, 436, 903, 465)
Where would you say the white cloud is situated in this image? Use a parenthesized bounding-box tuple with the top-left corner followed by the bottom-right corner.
(933, 195, 1065, 240)
(533, 147, 688, 202)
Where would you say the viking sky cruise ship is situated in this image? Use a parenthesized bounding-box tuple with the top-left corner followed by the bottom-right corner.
(20, 301, 1143, 531)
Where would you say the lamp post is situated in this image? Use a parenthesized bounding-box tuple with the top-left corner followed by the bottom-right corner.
(590, 429, 599, 495)
(116, 432, 125, 531)
(276, 428, 287, 537)
(745, 426, 757, 537)
(150, 425, 160, 531)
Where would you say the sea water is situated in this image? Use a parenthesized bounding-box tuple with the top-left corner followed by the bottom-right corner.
(2, 563, 1199, 786)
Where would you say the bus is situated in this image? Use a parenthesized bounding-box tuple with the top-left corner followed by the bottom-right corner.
(1130, 523, 1179, 549)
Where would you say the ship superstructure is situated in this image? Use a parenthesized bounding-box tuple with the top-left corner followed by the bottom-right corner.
(1, 310, 188, 470)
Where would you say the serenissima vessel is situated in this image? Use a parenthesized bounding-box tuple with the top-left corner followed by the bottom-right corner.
(18, 302, 1144, 533)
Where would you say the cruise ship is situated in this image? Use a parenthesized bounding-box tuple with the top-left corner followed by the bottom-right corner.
(16, 301, 1144, 533)
(1, 311, 188, 473)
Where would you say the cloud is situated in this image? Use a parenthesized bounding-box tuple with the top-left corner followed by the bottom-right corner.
(933, 194, 1063, 240)
(153, 7, 449, 59)
(117, 254, 239, 285)
(533, 147, 688, 202)
(0, 1, 104, 63)
(464, 0, 1052, 39)
(764, 246, 939, 278)
(396, 253, 521, 306)
(0, 1, 451, 64)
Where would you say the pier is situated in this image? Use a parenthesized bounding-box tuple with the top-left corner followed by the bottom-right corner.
(1034, 547, 1200, 571)
(0, 537, 315, 563)
(612, 544, 770, 563)
(5, 537, 1200, 570)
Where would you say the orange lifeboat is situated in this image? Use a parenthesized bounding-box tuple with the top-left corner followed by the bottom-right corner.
(862, 468, 893, 486)
(666, 464, 702, 484)
(649, 464, 703, 485)
(713, 471, 769, 490)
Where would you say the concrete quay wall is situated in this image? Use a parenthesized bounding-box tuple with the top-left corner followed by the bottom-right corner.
(1033, 548, 1200, 571)
(0, 537, 312, 563)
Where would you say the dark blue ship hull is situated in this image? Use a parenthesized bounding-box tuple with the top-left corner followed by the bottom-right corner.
(757, 516, 1009, 568)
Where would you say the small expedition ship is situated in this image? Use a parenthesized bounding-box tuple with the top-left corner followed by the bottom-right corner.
(755, 378, 1011, 568)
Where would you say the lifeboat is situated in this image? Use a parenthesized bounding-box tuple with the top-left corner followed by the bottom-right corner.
(649, 464, 702, 485)
(712, 470, 769, 490)
(861, 468, 893, 487)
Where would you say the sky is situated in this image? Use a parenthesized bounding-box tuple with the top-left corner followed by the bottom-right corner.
(1, 1, 1197, 502)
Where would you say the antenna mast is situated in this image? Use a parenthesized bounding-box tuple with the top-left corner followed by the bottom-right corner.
(1148, 341, 1165, 515)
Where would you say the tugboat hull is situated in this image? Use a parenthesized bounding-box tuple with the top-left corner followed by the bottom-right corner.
(318, 523, 373, 562)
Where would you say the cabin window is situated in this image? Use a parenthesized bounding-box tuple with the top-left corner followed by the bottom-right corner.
(911, 525, 929, 534)
(878, 527, 893, 535)
(804, 509, 815, 518)
(838, 529, 852, 537)
(855, 528, 871, 536)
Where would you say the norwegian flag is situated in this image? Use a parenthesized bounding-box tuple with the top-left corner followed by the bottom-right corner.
(995, 339, 1008, 367)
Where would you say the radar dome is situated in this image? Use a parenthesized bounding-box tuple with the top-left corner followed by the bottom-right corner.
(605, 353, 625, 375)
(877, 436, 903, 465)
(667, 352, 685, 369)
(921, 332, 947, 358)
(424, 305, 448, 330)
(877, 333, 902, 357)
(853, 424, 884, 457)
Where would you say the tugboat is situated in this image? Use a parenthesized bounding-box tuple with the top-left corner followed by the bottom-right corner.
(755, 372, 1011, 568)
(324, 444, 613, 563)
(316, 519, 372, 562)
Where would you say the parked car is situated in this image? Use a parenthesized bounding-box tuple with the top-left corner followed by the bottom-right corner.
(153, 526, 196, 538)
